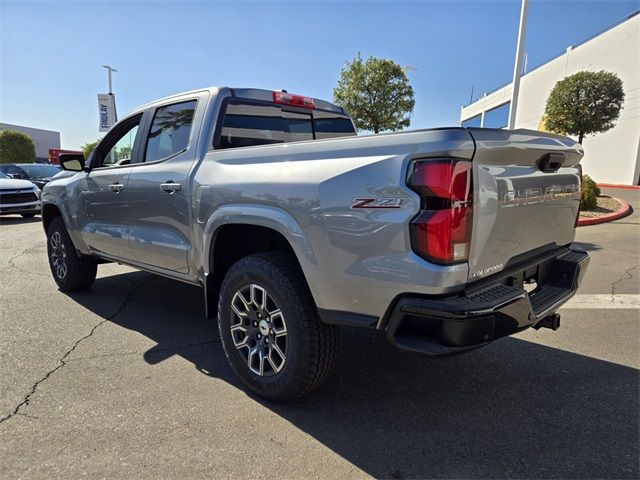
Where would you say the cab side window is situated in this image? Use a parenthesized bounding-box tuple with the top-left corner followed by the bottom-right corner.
(96, 114, 142, 168)
(144, 100, 197, 162)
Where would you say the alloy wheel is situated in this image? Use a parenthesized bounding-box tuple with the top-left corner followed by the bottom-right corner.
(229, 283, 288, 376)
(50, 231, 67, 279)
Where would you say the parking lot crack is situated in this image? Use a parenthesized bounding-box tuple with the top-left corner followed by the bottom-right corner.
(6, 244, 47, 277)
(611, 264, 639, 300)
(0, 277, 150, 424)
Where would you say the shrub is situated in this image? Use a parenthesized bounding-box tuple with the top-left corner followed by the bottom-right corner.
(81, 138, 102, 158)
(0, 130, 36, 164)
(581, 174, 599, 211)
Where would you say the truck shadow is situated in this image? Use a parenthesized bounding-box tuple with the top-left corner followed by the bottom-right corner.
(67, 270, 639, 479)
(0, 215, 42, 225)
(571, 241, 603, 252)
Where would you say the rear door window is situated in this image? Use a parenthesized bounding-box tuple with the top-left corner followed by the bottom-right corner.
(145, 100, 197, 162)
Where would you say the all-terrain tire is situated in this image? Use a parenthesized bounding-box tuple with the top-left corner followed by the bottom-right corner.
(46, 217, 97, 291)
(217, 251, 338, 402)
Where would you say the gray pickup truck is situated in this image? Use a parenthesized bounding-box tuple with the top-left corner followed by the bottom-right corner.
(43, 87, 589, 401)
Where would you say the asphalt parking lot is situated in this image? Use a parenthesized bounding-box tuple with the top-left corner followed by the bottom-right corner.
(1, 188, 638, 479)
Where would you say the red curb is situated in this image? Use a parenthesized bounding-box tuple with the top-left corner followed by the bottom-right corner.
(578, 196, 632, 226)
(597, 183, 640, 190)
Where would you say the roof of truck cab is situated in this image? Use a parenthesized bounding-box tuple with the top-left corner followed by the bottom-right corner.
(135, 86, 221, 110)
(134, 86, 347, 114)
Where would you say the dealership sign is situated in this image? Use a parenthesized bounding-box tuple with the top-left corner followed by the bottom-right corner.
(97, 93, 118, 132)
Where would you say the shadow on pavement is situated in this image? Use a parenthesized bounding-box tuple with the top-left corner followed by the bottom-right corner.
(0, 215, 41, 225)
(572, 241, 602, 252)
(68, 270, 639, 479)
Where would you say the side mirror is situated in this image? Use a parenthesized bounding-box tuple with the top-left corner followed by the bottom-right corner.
(59, 153, 87, 172)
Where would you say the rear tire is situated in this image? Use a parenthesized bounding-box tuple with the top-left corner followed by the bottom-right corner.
(46, 217, 97, 291)
(217, 251, 337, 402)
(21, 213, 36, 218)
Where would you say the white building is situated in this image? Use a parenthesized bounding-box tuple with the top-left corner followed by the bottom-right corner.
(460, 11, 640, 186)
(0, 123, 61, 163)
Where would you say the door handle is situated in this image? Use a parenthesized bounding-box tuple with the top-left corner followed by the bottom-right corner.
(108, 183, 124, 193)
(160, 182, 181, 194)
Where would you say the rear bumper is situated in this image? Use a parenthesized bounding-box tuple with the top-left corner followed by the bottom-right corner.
(384, 248, 589, 357)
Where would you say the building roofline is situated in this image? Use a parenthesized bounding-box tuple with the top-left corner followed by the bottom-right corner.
(462, 9, 639, 109)
(0, 122, 61, 135)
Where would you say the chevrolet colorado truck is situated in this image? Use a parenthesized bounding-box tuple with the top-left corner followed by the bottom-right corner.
(42, 87, 589, 401)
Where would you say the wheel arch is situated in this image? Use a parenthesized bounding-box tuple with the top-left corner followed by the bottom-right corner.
(202, 206, 318, 318)
(41, 199, 90, 256)
(42, 202, 63, 233)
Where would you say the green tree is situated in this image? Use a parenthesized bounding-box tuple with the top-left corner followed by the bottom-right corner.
(81, 138, 102, 158)
(333, 54, 415, 133)
(544, 70, 624, 144)
(0, 130, 36, 164)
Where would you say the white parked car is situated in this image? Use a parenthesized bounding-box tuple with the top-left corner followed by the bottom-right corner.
(0, 171, 41, 218)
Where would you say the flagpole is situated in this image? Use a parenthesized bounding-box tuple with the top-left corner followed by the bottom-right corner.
(507, 0, 529, 129)
(101, 65, 117, 94)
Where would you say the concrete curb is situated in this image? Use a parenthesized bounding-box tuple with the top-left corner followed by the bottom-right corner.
(578, 196, 632, 226)
(597, 183, 640, 190)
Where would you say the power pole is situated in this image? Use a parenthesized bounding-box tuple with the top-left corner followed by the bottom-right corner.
(101, 65, 117, 94)
(507, 0, 529, 129)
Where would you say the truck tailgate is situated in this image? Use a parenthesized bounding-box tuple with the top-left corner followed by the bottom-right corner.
(467, 129, 583, 282)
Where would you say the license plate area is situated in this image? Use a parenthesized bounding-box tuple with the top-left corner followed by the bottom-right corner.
(506, 263, 544, 293)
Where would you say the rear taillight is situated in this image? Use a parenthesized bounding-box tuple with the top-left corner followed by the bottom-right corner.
(408, 159, 473, 265)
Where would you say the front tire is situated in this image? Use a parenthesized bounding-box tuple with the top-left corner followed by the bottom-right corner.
(218, 252, 337, 402)
(47, 217, 97, 291)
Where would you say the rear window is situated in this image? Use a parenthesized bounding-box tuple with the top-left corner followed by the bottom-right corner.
(216, 101, 355, 149)
(313, 111, 357, 139)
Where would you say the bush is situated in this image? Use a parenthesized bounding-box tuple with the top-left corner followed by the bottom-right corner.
(581, 174, 599, 211)
(0, 130, 36, 164)
(81, 138, 102, 158)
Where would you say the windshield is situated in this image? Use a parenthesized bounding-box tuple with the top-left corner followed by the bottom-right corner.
(17, 164, 61, 178)
(0, 172, 9, 179)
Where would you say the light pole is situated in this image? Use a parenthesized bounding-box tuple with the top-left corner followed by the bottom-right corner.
(507, 0, 529, 129)
(101, 65, 117, 94)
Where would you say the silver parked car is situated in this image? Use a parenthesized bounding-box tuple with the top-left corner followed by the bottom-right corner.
(0, 171, 41, 217)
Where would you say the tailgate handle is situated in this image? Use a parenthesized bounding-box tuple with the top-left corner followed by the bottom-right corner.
(537, 153, 565, 173)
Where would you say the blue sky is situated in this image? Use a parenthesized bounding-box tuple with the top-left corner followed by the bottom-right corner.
(1, 0, 637, 149)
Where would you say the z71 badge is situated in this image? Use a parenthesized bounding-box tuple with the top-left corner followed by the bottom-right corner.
(350, 197, 406, 209)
